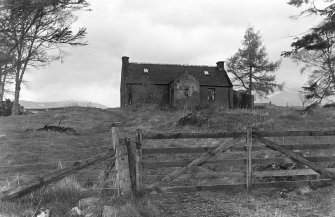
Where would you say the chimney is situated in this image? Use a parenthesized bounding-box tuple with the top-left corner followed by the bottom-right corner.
(122, 56, 129, 65)
(120, 56, 130, 107)
(216, 61, 225, 71)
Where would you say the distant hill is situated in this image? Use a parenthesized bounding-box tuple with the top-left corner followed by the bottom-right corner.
(20, 100, 108, 109)
(256, 87, 302, 107)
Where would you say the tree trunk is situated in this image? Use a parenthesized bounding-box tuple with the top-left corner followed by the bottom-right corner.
(248, 66, 252, 95)
(0, 65, 8, 101)
(12, 79, 21, 115)
(0, 67, 3, 101)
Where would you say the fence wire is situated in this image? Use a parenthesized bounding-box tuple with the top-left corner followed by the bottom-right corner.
(0, 131, 122, 193)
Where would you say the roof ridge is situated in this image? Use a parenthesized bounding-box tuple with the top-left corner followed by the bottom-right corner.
(129, 61, 216, 68)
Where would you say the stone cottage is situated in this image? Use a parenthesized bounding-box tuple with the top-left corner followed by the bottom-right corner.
(120, 56, 234, 109)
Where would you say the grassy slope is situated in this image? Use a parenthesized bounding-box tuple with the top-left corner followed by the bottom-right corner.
(1, 105, 335, 216)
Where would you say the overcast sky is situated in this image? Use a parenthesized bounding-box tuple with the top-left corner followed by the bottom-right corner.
(19, 0, 322, 107)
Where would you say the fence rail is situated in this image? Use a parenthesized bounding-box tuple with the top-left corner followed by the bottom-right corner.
(136, 130, 335, 194)
(142, 143, 335, 154)
(3, 128, 335, 199)
(143, 130, 335, 140)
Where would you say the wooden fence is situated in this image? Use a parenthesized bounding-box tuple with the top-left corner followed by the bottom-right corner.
(128, 129, 335, 194)
(3, 128, 335, 199)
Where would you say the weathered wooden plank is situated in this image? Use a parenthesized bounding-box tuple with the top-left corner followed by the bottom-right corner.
(144, 171, 245, 181)
(249, 143, 335, 152)
(143, 131, 335, 140)
(115, 138, 132, 192)
(142, 143, 335, 155)
(126, 138, 137, 195)
(154, 179, 335, 193)
(146, 136, 242, 191)
(0, 150, 116, 200)
(254, 134, 335, 179)
(143, 156, 335, 168)
(255, 131, 335, 137)
(253, 168, 335, 177)
(143, 132, 245, 140)
(135, 129, 143, 194)
(143, 147, 217, 154)
(144, 168, 335, 182)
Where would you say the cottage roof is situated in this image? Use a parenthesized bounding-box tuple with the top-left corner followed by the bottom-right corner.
(125, 62, 232, 87)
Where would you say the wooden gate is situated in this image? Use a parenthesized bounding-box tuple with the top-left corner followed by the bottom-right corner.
(131, 129, 335, 194)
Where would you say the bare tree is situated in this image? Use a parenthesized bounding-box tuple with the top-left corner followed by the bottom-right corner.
(0, 31, 17, 101)
(0, 0, 89, 115)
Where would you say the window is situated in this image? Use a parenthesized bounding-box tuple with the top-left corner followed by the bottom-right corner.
(204, 71, 209, 75)
(208, 88, 215, 101)
(144, 68, 149, 73)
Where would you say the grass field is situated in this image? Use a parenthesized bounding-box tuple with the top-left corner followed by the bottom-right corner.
(1, 104, 335, 216)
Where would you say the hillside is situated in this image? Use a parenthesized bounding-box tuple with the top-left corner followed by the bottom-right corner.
(1, 105, 335, 216)
(255, 87, 302, 107)
(19, 100, 108, 109)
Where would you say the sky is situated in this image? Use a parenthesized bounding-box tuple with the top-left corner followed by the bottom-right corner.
(18, 0, 323, 107)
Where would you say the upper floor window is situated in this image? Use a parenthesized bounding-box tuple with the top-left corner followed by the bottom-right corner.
(208, 88, 215, 101)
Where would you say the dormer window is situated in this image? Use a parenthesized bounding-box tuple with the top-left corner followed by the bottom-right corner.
(204, 71, 209, 76)
(144, 68, 149, 73)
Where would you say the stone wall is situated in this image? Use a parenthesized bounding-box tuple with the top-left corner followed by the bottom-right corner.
(128, 84, 169, 106)
(199, 86, 232, 108)
(173, 74, 200, 109)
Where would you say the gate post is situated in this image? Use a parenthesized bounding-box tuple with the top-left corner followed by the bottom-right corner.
(115, 136, 132, 194)
(126, 138, 137, 195)
(135, 129, 143, 194)
(246, 127, 252, 191)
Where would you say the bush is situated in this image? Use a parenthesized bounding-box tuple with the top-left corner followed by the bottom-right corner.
(176, 107, 210, 127)
(0, 99, 13, 116)
(0, 99, 24, 116)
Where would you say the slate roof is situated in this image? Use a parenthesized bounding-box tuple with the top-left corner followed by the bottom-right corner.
(125, 62, 232, 87)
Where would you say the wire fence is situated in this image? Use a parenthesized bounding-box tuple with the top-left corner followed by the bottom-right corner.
(0, 129, 121, 193)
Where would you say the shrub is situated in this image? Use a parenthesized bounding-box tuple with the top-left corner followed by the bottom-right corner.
(0, 99, 13, 116)
(0, 99, 24, 116)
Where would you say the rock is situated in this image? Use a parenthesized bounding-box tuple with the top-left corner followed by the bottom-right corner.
(297, 186, 313, 195)
(35, 207, 51, 217)
(69, 207, 81, 216)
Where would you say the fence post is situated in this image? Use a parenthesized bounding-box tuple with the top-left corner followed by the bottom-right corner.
(126, 137, 137, 195)
(135, 129, 143, 194)
(115, 137, 132, 194)
(100, 126, 119, 189)
(246, 127, 252, 191)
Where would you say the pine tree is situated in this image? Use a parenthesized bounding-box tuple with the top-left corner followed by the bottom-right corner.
(226, 27, 282, 97)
